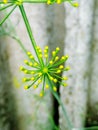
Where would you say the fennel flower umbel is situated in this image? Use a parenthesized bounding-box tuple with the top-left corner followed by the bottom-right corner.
(20, 46, 70, 97)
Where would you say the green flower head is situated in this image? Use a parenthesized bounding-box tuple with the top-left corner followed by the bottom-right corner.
(20, 46, 70, 97)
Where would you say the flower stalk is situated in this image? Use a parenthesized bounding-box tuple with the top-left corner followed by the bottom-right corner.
(47, 77, 73, 130)
(19, 4, 43, 64)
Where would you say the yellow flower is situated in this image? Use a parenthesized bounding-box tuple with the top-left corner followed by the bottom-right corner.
(3, 0, 8, 4)
(53, 86, 57, 91)
(72, 2, 79, 7)
(39, 91, 44, 97)
(57, 0, 61, 4)
(20, 46, 70, 96)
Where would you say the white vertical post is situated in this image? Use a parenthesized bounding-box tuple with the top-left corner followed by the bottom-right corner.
(60, 0, 95, 129)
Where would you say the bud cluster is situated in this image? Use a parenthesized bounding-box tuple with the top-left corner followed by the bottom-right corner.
(20, 46, 70, 97)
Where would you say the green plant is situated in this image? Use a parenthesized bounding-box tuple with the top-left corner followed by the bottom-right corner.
(1, 0, 98, 130)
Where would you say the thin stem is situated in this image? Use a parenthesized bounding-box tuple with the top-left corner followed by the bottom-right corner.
(7, 34, 27, 54)
(0, 3, 13, 11)
(0, 5, 17, 25)
(47, 76, 73, 130)
(52, 91, 73, 130)
(19, 5, 42, 64)
(0, 31, 29, 57)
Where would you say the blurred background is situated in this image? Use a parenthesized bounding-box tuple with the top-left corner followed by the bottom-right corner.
(0, 0, 98, 130)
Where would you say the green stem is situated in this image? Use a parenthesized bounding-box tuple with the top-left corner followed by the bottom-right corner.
(0, 3, 13, 11)
(47, 77, 73, 130)
(7, 34, 27, 54)
(52, 91, 73, 130)
(19, 4, 41, 64)
(0, 5, 17, 25)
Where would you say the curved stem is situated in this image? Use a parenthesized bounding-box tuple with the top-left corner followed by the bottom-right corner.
(47, 77, 73, 130)
(19, 5, 41, 64)
(7, 34, 27, 54)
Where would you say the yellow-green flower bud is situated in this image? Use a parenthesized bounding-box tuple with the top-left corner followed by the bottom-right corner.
(53, 78, 58, 83)
(20, 66, 24, 71)
(29, 55, 34, 59)
(56, 70, 61, 73)
(36, 46, 40, 50)
(24, 60, 28, 64)
(62, 83, 68, 87)
(38, 49, 42, 53)
(24, 70, 28, 74)
(29, 62, 33, 66)
(38, 72, 42, 76)
(31, 71, 35, 74)
(63, 76, 68, 80)
(31, 77, 34, 81)
(52, 51, 56, 56)
(27, 51, 31, 56)
(33, 85, 38, 89)
(57, 0, 61, 4)
(47, 0, 51, 5)
(56, 47, 60, 51)
(45, 84, 49, 89)
(45, 46, 48, 50)
(53, 86, 57, 91)
(50, 76, 53, 81)
(24, 85, 29, 90)
(23, 77, 30, 82)
(72, 2, 79, 7)
(65, 66, 70, 71)
(3, 0, 8, 4)
(34, 62, 38, 66)
(61, 56, 65, 60)
(49, 60, 53, 64)
(59, 65, 64, 69)
(38, 79, 42, 84)
(55, 56, 59, 61)
(39, 91, 44, 97)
